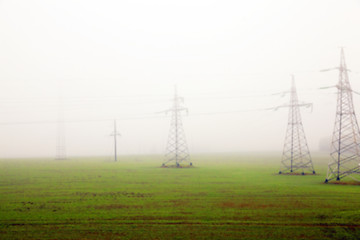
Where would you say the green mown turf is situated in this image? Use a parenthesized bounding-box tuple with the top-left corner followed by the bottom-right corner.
(1, 153, 360, 239)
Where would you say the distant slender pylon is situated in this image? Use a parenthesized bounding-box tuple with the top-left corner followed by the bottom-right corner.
(162, 86, 191, 168)
(279, 75, 315, 175)
(110, 119, 121, 162)
(55, 93, 67, 160)
(325, 48, 360, 183)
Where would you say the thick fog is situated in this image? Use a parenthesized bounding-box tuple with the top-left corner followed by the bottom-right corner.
(0, 0, 359, 158)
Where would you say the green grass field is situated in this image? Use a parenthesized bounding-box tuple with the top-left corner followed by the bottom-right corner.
(1, 153, 360, 239)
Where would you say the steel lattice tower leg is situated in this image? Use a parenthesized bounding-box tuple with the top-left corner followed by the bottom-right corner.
(162, 86, 191, 168)
(325, 48, 360, 183)
(279, 76, 315, 175)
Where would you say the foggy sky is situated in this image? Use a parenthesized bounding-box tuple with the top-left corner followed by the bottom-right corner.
(0, 0, 359, 157)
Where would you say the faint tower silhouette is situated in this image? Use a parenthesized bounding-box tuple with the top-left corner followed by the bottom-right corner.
(110, 119, 121, 162)
(162, 86, 191, 168)
(55, 80, 66, 160)
(325, 48, 360, 183)
(279, 75, 315, 175)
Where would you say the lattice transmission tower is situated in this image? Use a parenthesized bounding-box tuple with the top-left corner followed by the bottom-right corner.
(325, 48, 360, 183)
(279, 75, 315, 175)
(162, 86, 191, 168)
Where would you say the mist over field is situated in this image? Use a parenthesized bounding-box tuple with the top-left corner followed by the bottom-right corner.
(0, 0, 360, 158)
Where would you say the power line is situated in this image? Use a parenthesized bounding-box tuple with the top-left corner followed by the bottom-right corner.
(0, 104, 311, 126)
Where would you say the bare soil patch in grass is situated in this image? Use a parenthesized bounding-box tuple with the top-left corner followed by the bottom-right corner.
(327, 181, 360, 185)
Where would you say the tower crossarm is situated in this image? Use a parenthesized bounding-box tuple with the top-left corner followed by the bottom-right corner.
(273, 103, 312, 111)
(320, 67, 351, 72)
(162, 107, 188, 114)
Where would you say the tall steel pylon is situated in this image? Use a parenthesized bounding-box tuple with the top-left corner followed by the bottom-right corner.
(162, 86, 191, 168)
(325, 48, 360, 183)
(279, 75, 315, 175)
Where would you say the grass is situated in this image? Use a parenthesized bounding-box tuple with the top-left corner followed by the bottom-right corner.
(1, 153, 360, 239)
